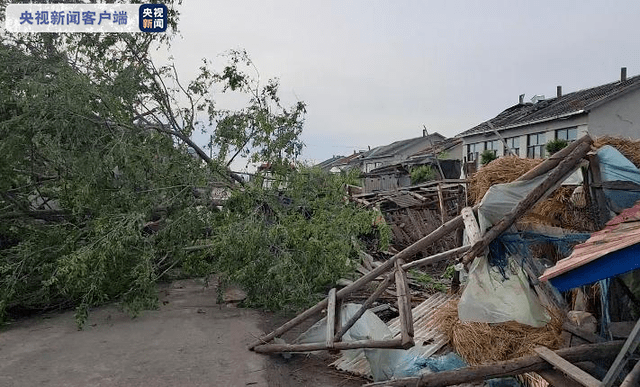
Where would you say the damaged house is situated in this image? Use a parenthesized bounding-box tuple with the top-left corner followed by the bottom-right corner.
(457, 68, 640, 174)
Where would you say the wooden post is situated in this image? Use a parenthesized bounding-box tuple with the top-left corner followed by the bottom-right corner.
(587, 153, 610, 228)
(437, 183, 446, 223)
(362, 341, 624, 387)
(325, 288, 336, 349)
(334, 273, 394, 342)
(248, 208, 470, 350)
(395, 259, 414, 349)
(461, 138, 592, 266)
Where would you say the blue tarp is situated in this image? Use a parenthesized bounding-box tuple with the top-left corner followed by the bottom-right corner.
(598, 145, 640, 212)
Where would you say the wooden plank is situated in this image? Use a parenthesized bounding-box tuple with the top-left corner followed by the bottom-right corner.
(325, 288, 336, 348)
(533, 346, 601, 387)
(461, 207, 481, 242)
(395, 259, 414, 349)
(461, 138, 592, 266)
(362, 341, 624, 387)
(601, 316, 640, 387)
(537, 369, 584, 387)
(248, 209, 469, 350)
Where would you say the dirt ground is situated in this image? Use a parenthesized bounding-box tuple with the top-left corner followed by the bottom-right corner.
(0, 279, 366, 387)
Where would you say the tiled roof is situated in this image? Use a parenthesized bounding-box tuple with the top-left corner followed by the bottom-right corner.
(540, 200, 640, 282)
(457, 74, 640, 138)
(360, 133, 445, 160)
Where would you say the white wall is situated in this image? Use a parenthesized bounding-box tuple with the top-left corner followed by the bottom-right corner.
(588, 88, 640, 140)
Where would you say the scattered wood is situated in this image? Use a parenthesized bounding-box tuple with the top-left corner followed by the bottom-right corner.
(253, 338, 405, 353)
(326, 288, 336, 349)
(333, 274, 394, 342)
(601, 317, 640, 387)
(362, 341, 624, 387)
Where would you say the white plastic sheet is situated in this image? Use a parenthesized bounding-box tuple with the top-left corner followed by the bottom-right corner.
(458, 174, 553, 327)
(294, 303, 435, 381)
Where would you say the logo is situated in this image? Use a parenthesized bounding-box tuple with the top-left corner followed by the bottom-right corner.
(139, 4, 167, 33)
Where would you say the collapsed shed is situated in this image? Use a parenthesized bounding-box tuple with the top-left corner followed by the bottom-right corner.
(250, 134, 640, 386)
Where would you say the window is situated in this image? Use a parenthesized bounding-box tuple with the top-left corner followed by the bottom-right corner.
(505, 136, 520, 156)
(527, 132, 546, 158)
(556, 127, 578, 142)
(484, 140, 499, 156)
(467, 142, 482, 162)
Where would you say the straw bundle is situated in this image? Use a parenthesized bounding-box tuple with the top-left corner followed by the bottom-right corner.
(525, 187, 597, 231)
(594, 136, 640, 169)
(432, 300, 564, 366)
(469, 156, 542, 204)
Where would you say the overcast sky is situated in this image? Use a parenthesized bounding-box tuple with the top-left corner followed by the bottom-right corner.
(165, 0, 640, 169)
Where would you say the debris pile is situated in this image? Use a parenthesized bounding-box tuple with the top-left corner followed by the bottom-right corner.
(249, 134, 640, 387)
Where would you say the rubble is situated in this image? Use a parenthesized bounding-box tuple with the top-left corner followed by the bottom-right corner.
(249, 134, 640, 386)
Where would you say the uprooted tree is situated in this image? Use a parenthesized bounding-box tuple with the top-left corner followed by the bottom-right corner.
(0, 2, 386, 326)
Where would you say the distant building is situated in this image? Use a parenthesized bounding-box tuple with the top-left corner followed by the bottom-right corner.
(349, 132, 446, 173)
(457, 68, 640, 171)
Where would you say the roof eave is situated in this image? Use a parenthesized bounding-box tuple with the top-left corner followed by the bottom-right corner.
(458, 110, 587, 139)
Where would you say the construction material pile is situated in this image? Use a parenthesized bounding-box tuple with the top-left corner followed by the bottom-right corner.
(433, 300, 564, 366)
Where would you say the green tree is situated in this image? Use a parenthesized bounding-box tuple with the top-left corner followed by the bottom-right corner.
(0, 1, 310, 326)
(546, 138, 568, 155)
(410, 165, 436, 184)
(480, 149, 498, 165)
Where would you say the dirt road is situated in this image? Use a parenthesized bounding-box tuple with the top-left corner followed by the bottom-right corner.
(0, 279, 364, 387)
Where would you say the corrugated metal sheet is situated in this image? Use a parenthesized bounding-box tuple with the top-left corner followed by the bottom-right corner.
(386, 193, 422, 208)
(330, 292, 456, 379)
(540, 200, 640, 282)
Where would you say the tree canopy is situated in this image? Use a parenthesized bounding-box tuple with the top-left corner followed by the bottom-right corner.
(0, 2, 385, 327)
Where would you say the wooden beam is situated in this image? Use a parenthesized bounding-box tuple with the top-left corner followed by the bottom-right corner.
(401, 245, 470, 271)
(362, 341, 624, 387)
(334, 274, 394, 342)
(325, 288, 336, 349)
(395, 259, 414, 349)
(461, 137, 592, 266)
(533, 346, 601, 387)
(537, 369, 585, 387)
(248, 208, 470, 350)
(253, 338, 404, 353)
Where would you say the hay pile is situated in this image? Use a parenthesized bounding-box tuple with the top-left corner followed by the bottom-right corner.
(469, 156, 542, 204)
(594, 136, 640, 169)
(432, 300, 564, 366)
(468, 155, 596, 231)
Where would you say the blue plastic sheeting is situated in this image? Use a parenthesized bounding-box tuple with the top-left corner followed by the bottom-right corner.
(488, 231, 591, 279)
(418, 353, 466, 373)
(598, 145, 640, 212)
(487, 377, 523, 387)
(548, 243, 640, 291)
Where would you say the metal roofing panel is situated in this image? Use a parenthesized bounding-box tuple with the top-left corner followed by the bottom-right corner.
(540, 200, 640, 282)
(330, 292, 456, 379)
